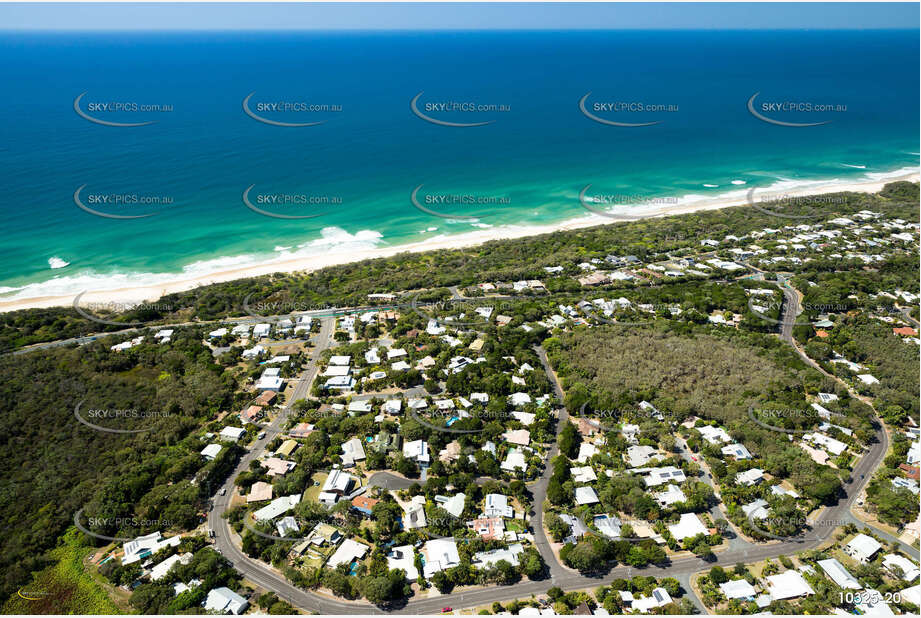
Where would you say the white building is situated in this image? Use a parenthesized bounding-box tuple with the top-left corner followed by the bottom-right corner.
(200, 444, 223, 461)
(844, 534, 882, 564)
(817, 558, 861, 590)
(403, 439, 430, 464)
(668, 513, 708, 541)
(422, 538, 460, 578)
(122, 532, 182, 565)
(575, 486, 600, 505)
(253, 494, 301, 522)
(203, 587, 249, 615)
(387, 545, 419, 580)
(766, 570, 815, 601)
(484, 494, 514, 518)
(719, 579, 757, 600)
(327, 538, 369, 569)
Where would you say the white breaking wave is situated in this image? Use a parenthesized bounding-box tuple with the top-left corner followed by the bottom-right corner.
(730, 180, 747, 185)
(841, 163, 867, 169)
(3, 227, 384, 302)
(48, 257, 70, 269)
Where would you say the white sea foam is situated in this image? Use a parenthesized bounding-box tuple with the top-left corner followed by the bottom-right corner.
(2, 227, 385, 302)
(274, 245, 292, 252)
(4, 165, 917, 310)
(841, 163, 867, 169)
(730, 180, 747, 185)
(703, 184, 719, 188)
(48, 257, 70, 269)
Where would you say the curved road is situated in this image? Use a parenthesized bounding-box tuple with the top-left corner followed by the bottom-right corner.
(201, 286, 910, 615)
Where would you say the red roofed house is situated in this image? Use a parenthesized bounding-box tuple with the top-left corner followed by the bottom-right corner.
(240, 405, 263, 424)
(469, 517, 505, 540)
(815, 330, 829, 338)
(893, 326, 918, 337)
(351, 495, 380, 517)
(255, 391, 277, 406)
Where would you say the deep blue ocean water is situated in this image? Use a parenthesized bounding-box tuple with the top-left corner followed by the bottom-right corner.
(0, 30, 917, 299)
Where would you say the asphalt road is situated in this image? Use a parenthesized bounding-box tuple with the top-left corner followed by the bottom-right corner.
(204, 285, 909, 615)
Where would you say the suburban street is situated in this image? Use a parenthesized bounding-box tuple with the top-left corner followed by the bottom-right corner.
(195, 292, 914, 615)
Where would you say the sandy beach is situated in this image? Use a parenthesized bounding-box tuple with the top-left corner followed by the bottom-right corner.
(2, 170, 917, 314)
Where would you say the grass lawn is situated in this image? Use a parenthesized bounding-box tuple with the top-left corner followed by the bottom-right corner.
(304, 471, 328, 503)
(2, 528, 123, 615)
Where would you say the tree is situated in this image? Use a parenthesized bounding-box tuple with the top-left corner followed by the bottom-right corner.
(431, 570, 452, 593)
(558, 422, 580, 459)
(520, 547, 546, 578)
(361, 575, 396, 605)
(709, 565, 728, 584)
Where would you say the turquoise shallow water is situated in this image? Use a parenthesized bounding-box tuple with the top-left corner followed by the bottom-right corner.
(0, 30, 917, 300)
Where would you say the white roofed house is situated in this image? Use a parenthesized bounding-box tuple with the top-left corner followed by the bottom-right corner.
(721, 443, 752, 460)
(719, 579, 757, 601)
(252, 323, 271, 338)
(501, 449, 527, 473)
(643, 466, 686, 487)
(438, 492, 466, 519)
(483, 493, 514, 518)
(276, 516, 300, 538)
(203, 587, 249, 615)
(253, 494, 302, 522)
(668, 513, 708, 541)
(503, 428, 531, 447)
(340, 437, 367, 467)
(735, 468, 765, 487)
(625, 445, 662, 468)
(575, 486, 600, 505)
(241, 344, 265, 360)
(508, 392, 532, 407)
(219, 426, 246, 442)
(422, 538, 460, 578)
(327, 538, 370, 569)
(697, 425, 732, 444)
(321, 468, 356, 498)
(120, 531, 181, 566)
(381, 399, 403, 415)
(347, 400, 372, 414)
(150, 552, 192, 581)
(473, 543, 525, 569)
(766, 570, 815, 601)
(201, 443, 223, 461)
(817, 558, 862, 589)
(403, 495, 427, 530)
(742, 498, 770, 521)
(844, 533, 882, 564)
(255, 368, 284, 391)
(654, 484, 687, 507)
(403, 439, 430, 465)
(882, 554, 920, 581)
(387, 545, 419, 580)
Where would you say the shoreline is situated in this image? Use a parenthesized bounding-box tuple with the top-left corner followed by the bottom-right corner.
(2, 169, 917, 314)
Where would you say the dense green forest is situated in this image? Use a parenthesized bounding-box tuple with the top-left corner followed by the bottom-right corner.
(0, 333, 239, 606)
(2, 183, 916, 352)
(546, 326, 852, 503)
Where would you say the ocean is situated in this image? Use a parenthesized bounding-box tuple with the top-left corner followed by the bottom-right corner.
(0, 29, 917, 301)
